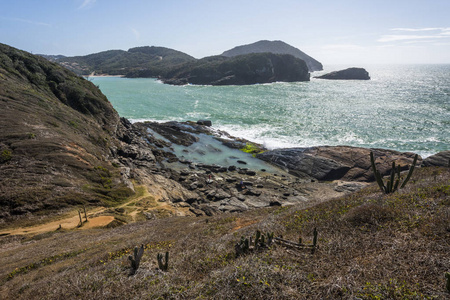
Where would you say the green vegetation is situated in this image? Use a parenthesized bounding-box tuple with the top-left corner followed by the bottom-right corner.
(0, 149, 12, 163)
(55, 46, 196, 76)
(370, 151, 418, 194)
(240, 143, 265, 156)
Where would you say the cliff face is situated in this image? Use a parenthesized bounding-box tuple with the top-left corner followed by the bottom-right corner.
(221, 40, 323, 72)
(162, 53, 310, 85)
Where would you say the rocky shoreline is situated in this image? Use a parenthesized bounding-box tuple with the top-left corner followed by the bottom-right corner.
(113, 118, 449, 216)
(2, 43, 448, 226)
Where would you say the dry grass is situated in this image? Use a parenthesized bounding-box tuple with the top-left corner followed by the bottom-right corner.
(0, 167, 449, 299)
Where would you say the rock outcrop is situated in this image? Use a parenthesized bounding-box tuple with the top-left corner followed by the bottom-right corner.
(257, 146, 421, 182)
(315, 67, 370, 80)
(162, 53, 310, 85)
(423, 151, 450, 167)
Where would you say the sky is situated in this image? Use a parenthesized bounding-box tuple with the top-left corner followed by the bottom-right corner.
(1, 0, 450, 65)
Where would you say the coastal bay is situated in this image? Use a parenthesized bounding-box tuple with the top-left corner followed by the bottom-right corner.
(92, 64, 450, 158)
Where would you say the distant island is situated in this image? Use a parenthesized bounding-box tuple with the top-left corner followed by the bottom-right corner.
(315, 67, 370, 80)
(40, 40, 322, 85)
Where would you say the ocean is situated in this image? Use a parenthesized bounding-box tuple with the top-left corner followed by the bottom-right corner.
(91, 64, 450, 158)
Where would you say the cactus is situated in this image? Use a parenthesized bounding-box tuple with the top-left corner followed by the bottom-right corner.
(446, 272, 450, 293)
(157, 251, 169, 271)
(254, 230, 261, 249)
(77, 210, 83, 227)
(400, 153, 418, 189)
(311, 228, 318, 254)
(235, 231, 274, 256)
(266, 232, 274, 246)
(83, 205, 88, 222)
(128, 244, 144, 275)
(235, 236, 250, 257)
(370, 151, 418, 194)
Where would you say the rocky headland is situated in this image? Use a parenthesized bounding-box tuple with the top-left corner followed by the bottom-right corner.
(42, 40, 322, 81)
(315, 67, 370, 80)
(0, 43, 318, 227)
(2, 44, 449, 300)
(1, 43, 448, 228)
(161, 52, 310, 85)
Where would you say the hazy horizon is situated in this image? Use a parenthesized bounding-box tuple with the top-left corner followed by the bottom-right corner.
(1, 0, 450, 65)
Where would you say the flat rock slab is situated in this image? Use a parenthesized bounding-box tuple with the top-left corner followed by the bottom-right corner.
(257, 146, 421, 182)
(423, 151, 450, 167)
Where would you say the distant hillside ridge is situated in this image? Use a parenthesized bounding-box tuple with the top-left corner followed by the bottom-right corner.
(221, 40, 323, 72)
(54, 46, 196, 76)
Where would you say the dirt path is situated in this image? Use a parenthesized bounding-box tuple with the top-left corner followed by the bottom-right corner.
(0, 184, 160, 236)
(0, 208, 110, 236)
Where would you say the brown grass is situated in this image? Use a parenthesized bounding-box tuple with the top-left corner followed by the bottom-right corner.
(0, 167, 449, 299)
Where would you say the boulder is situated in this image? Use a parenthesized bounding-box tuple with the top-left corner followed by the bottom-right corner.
(197, 120, 212, 127)
(218, 197, 249, 212)
(257, 146, 421, 182)
(422, 151, 450, 167)
(315, 67, 370, 80)
(146, 121, 199, 146)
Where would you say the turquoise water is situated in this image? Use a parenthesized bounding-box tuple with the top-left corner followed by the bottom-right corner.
(91, 65, 450, 157)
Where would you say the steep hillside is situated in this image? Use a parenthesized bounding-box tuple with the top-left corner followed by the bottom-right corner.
(222, 40, 323, 72)
(162, 53, 310, 85)
(55, 46, 196, 76)
(0, 43, 135, 220)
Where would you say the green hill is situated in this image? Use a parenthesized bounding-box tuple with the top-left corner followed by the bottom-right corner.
(56, 46, 196, 76)
(222, 40, 323, 72)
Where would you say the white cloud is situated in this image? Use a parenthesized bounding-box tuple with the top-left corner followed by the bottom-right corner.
(78, 0, 96, 9)
(378, 27, 450, 43)
(2, 17, 51, 27)
(378, 35, 443, 42)
(130, 27, 140, 41)
(391, 27, 444, 32)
